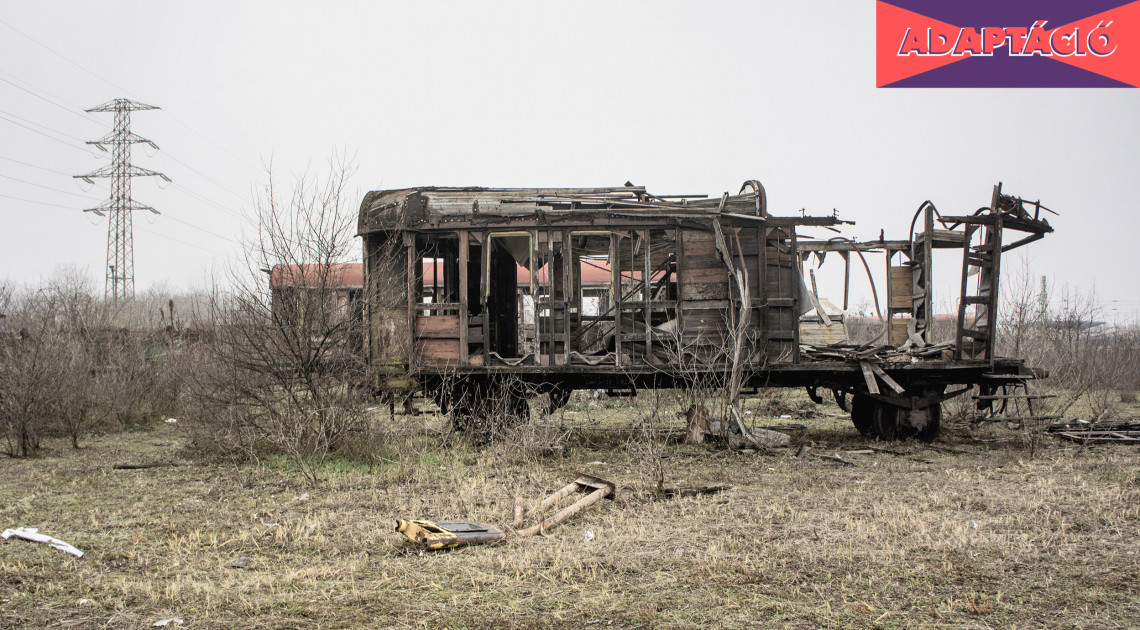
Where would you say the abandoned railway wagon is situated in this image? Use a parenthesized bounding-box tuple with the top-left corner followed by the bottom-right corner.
(356, 181, 1053, 440)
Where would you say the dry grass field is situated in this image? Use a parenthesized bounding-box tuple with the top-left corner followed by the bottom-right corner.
(1, 395, 1138, 629)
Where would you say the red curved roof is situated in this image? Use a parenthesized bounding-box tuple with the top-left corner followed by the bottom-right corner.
(272, 259, 621, 289)
(421, 259, 614, 285)
(270, 263, 364, 289)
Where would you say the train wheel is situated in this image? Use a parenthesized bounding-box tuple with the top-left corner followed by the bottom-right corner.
(448, 378, 530, 441)
(547, 386, 572, 414)
(872, 402, 902, 441)
(851, 394, 875, 436)
(914, 403, 942, 443)
(833, 389, 850, 413)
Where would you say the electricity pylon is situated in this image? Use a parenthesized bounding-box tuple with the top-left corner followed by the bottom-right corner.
(75, 99, 170, 302)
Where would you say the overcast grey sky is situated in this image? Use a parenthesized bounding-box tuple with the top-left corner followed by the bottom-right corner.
(1, 1, 1137, 319)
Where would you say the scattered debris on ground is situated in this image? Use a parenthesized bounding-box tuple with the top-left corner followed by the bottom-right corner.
(655, 485, 731, 499)
(396, 474, 616, 550)
(684, 405, 789, 447)
(813, 452, 856, 466)
(1048, 419, 1140, 443)
(799, 341, 954, 363)
(112, 462, 173, 470)
(1, 527, 84, 557)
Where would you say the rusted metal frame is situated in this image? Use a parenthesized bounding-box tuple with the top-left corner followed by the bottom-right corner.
(938, 214, 1050, 235)
(458, 230, 469, 363)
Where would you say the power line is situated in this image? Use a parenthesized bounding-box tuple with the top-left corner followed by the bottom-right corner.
(0, 173, 104, 201)
(159, 150, 249, 202)
(0, 111, 94, 155)
(0, 105, 90, 143)
(168, 181, 244, 220)
(0, 17, 136, 105)
(135, 224, 226, 256)
(0, 18, 255, 174)
(0, 173, 238, 247)
(0, 75, 247, 213)
(0, 154, 74, 176)
(0, 192, 83, 210)
(0, 72, 101, 127)
(162, 112, 258, 173)
(160, 213, 241, 246)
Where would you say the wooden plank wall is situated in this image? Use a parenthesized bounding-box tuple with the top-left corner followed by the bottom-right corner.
(762, 227, 799, 364)
(415, 314, 461, 365)
(363, 234, 411, 384)
(678, 229, 730, 350)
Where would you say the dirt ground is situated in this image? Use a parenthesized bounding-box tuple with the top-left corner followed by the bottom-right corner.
(1, 395, 1138, 629)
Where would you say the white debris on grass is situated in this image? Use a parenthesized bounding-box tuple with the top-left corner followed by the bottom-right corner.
(153, 619, 184, 627)
(1, 527, 84, 558)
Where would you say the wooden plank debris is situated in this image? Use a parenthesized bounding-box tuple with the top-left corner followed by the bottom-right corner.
(1047, 419, 1140, 444)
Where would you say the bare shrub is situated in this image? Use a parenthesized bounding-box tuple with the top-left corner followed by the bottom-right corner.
(185, 157, 371, 482)
(0, 285, 50, 456)
(0, 270, 187, 454)
(628, 387, 681, 495)
(997, 255, 1140, 426)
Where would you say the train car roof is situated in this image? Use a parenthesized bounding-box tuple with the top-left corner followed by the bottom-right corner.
(357, 182, 846, 234)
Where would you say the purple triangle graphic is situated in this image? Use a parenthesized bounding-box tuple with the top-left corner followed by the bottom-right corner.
(883, 53, 1132, 88)
(881, 0, 1135, 31)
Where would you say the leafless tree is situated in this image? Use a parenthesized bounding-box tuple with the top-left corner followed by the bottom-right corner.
(187, 156, 369, 482)
(997, 255, 1140, 426)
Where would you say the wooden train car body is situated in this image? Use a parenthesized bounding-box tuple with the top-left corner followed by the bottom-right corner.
(357, 181, 1053, 439)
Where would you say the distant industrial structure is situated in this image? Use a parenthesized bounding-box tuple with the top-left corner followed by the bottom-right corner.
(75, 99, 169, 302)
